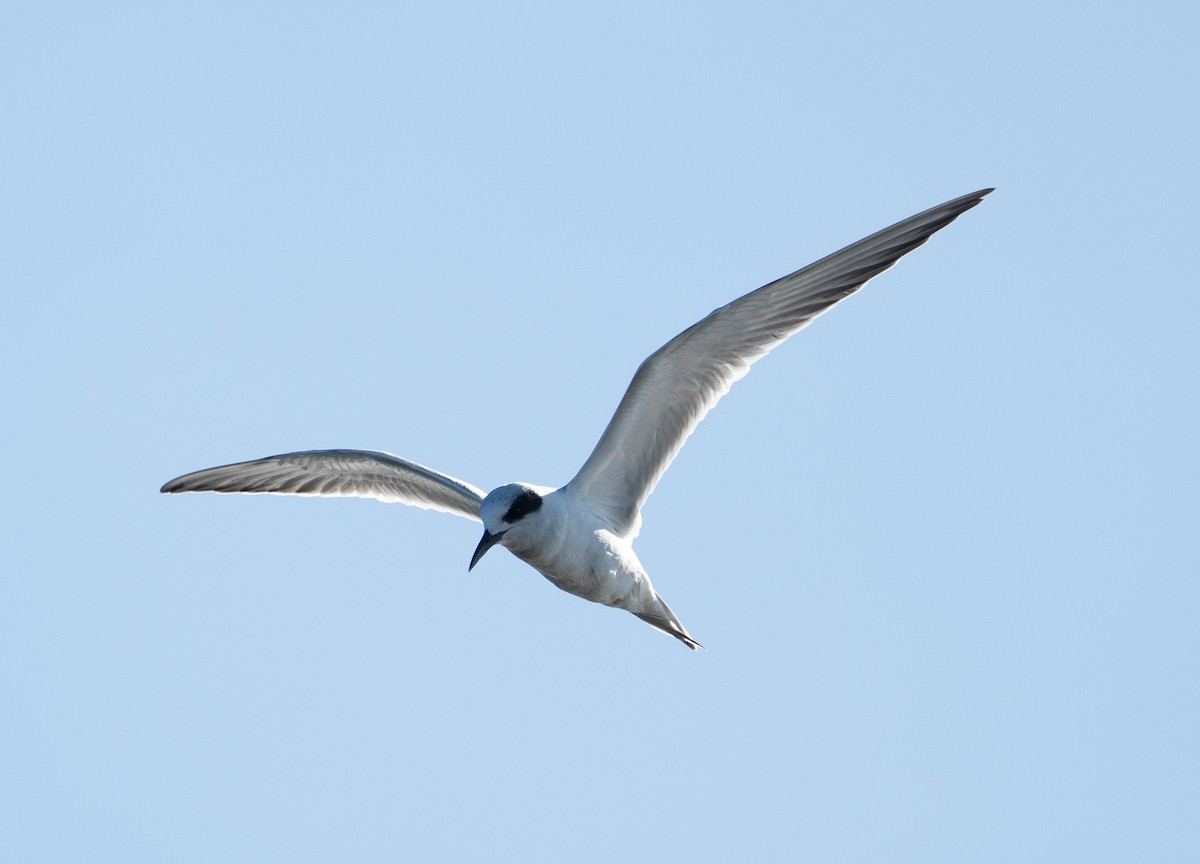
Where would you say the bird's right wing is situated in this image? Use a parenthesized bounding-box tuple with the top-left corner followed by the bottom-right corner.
(567, 189, 992, 539)
(161, 449, 486, 522)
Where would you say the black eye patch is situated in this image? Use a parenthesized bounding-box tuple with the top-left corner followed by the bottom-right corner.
(503, 489, 543, 523)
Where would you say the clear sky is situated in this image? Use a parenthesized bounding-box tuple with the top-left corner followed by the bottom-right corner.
(3, 2, 1197, 862)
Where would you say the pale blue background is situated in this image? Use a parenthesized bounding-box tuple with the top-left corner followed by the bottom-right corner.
(3, 2, 1197, 862)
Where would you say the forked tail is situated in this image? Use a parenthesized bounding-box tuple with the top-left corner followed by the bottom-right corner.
(634, 595, 703, 651)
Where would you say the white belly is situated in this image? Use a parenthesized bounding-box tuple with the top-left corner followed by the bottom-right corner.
(508, 525, 650, 610)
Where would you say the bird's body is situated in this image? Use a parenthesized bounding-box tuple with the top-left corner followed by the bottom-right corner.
(162, 189, 992, 649)
(477, 483, 700, 648)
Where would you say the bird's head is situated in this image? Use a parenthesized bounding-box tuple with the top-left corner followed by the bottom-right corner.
(469, 483, 548, 571)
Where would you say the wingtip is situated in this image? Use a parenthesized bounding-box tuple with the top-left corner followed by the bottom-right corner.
(160, 474, 188, 493)
(934, 187, 993, 218)
(160, 476, 193, 494)
(958, 187, 994, 206)
(965, 187, 995, 205)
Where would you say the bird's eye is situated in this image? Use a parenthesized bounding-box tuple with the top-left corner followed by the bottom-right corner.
(503, 490, 543, 523)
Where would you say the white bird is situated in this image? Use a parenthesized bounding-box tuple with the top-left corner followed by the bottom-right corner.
(162, 189, 992, 649)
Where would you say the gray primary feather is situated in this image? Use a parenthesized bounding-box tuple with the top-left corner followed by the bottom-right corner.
(160, 449, 485, 522)
(566, 188, 993, 539)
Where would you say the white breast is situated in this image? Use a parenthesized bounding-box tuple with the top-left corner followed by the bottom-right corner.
(502, 488, 649, 609)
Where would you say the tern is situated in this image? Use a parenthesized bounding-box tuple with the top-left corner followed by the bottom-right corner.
(162, 188, 991, 649)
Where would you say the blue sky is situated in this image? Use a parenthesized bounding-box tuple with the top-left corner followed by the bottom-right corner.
(3, 2, 1197, 861)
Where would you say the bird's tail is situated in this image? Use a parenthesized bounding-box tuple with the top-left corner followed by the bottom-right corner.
(635, 595, 703, 651)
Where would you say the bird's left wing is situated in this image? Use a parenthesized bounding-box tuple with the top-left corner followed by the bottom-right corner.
(161, 449, 485, 521)
(566, 189, 992, 539)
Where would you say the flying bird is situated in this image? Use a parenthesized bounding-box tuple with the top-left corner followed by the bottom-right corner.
(162, 188, 992, 649)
